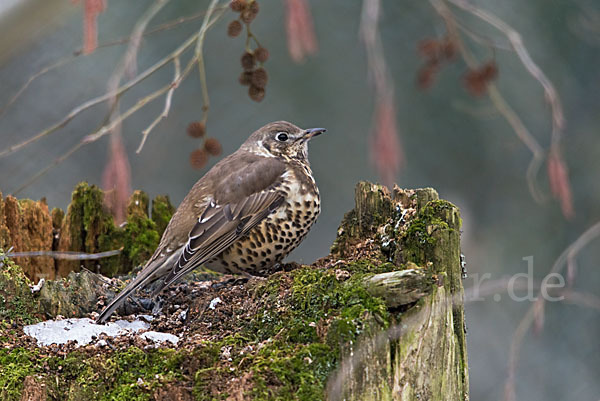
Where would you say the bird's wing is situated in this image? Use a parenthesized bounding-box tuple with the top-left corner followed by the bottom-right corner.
(152, 190, 284, 295)
(96, 156, 287, 324)
(96, 191, 283, 324)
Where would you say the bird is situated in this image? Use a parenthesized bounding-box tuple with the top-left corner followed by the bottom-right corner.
(96, 121, 325, 323)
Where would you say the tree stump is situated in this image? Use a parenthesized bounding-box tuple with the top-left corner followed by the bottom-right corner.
(0, 181, 468, 401)
(327, 182, 468, 401)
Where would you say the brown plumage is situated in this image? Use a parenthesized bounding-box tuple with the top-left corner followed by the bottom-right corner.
(96, 121, 325, 323)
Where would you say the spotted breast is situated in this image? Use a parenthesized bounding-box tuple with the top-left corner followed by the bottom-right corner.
(205, 163, 320, 276)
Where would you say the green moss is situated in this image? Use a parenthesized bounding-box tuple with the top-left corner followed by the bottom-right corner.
(73, 183, 116, 253)
(0, 250, 39, 325)
(62, 183, 122, 275)
(60, 183, 165, 277)
(330, 209, 357, 256)
(123, 215, 160, 269)
(51, 207, 64, 230)
(151, 195, 175, 237)
(95, 348, 182, 400)
(400, 200, 455, 265)
(127, 191, 150, 218)
(188, 263, 395, 400)
(291, 267, 389, 330)
(0, 346, 189, 401)
(0, 347, 40, 400)
(61, 348, 185, 401)
(249, 342, 335, 400)
(207, 264, 392, 399)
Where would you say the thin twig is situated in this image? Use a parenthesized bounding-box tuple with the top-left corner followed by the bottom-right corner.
(454, 19, 512, 51)
(9, 5, 226, 195)
(0, 1, 227, 161)
(0, 9, 219, 120)
(83, 82, 175, 144)
(504, 220, 600, 401)
(0, 57, 76, 119)
(12, 107, 115, 195)
(7, 249, 122, 260)
(464, 278, 600, 312)
(445, 0, 565, 147)
(487, 86, 546, 203)
(562, 290, 600, 311)
(103, 0, 170, 195)
(12, 141, 85, 196)
(360, 0, 391, 98)
(0, 32, 199, 159)
(195, 0, 222, 123)
(85, 5, 226, 146)
(107, 0, 170, 102)
(136, 57, 181, 153)
(89, 9, 218, 53)
(431, 0, 546, 202)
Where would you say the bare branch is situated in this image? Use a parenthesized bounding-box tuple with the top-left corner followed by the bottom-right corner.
(0, 57, 76, 119)
(445, 0, 565, 146)
(12, 141, 85, 196)
(0, 32, 199, 159)
(107, 0, 170, 100)
(505, 219, 600, 401)
(562, 289, 600, 311)
(430, 0, 546, 202)
(0, 9, 217, 121)
(82, 82, 175, 144)
(87, 3, 226, 146)
(90, 9, 217, 53)
(9, 4, 227, 195)
(454, 19, 512, 51)
(195, 0, 223, 123)
(6, 249, 122, 260)
(136, 57, 181, 153)
(487, 86, 546, 202)
(0, 0, 228, 162)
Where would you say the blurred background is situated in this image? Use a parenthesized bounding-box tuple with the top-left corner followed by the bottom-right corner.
(1, 0, 599, 399)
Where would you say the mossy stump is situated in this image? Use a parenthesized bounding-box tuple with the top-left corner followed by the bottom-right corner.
(0, 192, 53, 281)
(0, 181, 468, 400)
(0, 183, 175, 281)
(327, 182, 468, 401)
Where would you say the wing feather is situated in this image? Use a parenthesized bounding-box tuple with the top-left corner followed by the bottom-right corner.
(152, 191, 284, 295)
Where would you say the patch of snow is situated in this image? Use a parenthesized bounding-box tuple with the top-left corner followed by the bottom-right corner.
(113, 319, 148, 331)
(208, 297, 222, 310)
(23, 317, 152, 347)
(30, 278, 45, 293)
(140, 331, 179, 345)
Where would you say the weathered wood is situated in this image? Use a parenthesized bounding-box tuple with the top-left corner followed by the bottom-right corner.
(363, 266, 435, 308)
(0, 192, 54, 280)
(0, 183, 175, 281)
(328, 183, 469, 401)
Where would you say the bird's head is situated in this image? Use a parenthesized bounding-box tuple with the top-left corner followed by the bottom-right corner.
(243, 121, 326, 161)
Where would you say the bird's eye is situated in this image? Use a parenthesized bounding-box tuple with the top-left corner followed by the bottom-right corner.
(276, 132, 289, 142)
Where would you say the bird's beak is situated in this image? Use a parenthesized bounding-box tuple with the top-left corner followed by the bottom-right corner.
(303, 128, 326, 139)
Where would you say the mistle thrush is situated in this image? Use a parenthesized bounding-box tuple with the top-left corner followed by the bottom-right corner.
(96, 121, 325, 323)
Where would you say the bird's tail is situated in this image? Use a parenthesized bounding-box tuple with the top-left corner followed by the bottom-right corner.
(95, 255, 174, 324)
